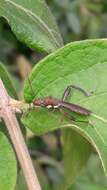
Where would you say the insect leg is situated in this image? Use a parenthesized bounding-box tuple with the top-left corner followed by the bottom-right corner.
(59, 108, 76, 123)
(62, 85, 90, 101)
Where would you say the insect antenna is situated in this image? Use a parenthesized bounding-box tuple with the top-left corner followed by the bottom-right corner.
(27, 76, 36, 100)
(27, 76, 44, 101)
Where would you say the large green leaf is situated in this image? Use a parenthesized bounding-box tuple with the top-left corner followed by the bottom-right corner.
(22, 39, 107, 186)
(0, 132, 17, 190)
(0, 0, 63, 53)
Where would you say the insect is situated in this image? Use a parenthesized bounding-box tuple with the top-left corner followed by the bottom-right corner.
(33, 85, 92, 117)
(27, 78, 106, 145)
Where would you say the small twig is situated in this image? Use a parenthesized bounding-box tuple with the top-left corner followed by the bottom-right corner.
(0, 79, 41, 190)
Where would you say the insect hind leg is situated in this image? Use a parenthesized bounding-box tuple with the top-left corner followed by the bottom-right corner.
(62, 85, 90, 101)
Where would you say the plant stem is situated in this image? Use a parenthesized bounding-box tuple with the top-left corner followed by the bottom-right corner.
(0, 79, 41, 190)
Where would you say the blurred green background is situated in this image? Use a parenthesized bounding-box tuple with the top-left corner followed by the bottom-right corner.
(0, 0, 107, 189)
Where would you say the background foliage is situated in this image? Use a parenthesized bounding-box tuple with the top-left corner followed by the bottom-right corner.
(0, 0, 107, 190)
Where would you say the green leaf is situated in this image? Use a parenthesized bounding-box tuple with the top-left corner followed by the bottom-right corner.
(67, 154, 107, 190)
(0, 20, 17, 63)
(0, 0, 63, 53)
(62, 129, 92, 189)
(22, 39, 107, 185)
(82, 183, 107, 190)
(0, 62, 17, 99)
(0, 132, 17, 190)
(69, 183, 107, 190)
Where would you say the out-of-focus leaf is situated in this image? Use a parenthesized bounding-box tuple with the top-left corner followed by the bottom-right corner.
(0, 132, 17, 190)
(62, 129, 92, 189)
(88, 17, 101, 38)
(0, 0, 63, 53)
(66, 154, 107, 189)
(0, 19, 17, 63)
(0, 62, 17, 98)
(54, 0, 69, 9)
(86, 155, 107, 186)
(68, 182, 107, 190)
(15, 171, 27, 190)
(87, 2, 102, 13)
(66, 12, 81, 34)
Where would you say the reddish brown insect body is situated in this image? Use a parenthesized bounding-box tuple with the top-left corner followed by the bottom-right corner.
(33, 96, 57, 107)
(33, 96, 91, 116)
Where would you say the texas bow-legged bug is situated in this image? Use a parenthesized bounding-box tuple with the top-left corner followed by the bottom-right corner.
(26, 75, 91, 120)
(32, 85, 92, 117)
